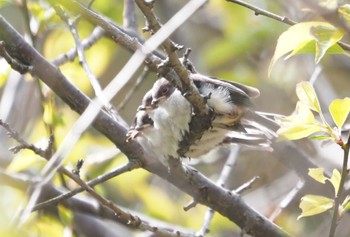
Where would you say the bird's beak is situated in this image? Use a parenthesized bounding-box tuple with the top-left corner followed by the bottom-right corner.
(151, 99, 158, 106)
(137, 104, 156, 111)
(151, 97, 164, 106)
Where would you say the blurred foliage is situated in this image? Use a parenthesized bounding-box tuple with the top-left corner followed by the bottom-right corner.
(277, 81, 349, 234)
(0, 0, 350, 237)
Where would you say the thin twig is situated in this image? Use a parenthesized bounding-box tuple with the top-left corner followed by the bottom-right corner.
(32, 161, 140, 211)
(235, 176, 260, 194)
(135, 0, 216, 158)
(135, 0, 209, 115)
(123, 0, 138, 36)
(0, 119, 47, 157)
(19, 0, 35, 42)
(227, 0, 296, 25)
(0, 118, 141, 226)
(51, 27, 105, 66)
(269, 179, 305, 221)
(226, 0, 350, 51)
(52, 5, 122, 122)
(117, 66, 150, 110)
(329, 132, 350, 237)
(196, 147, 240, 236)
(43, 164, 198, 236)
(0, 6, 293, 237)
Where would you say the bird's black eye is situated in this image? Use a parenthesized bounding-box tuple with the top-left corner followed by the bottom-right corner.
(160, 85, 169, 96)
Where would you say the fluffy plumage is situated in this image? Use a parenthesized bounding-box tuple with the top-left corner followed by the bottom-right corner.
(127, 74, 279, 163)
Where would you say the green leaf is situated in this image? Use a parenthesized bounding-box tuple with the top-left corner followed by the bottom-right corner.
(277, 102, 324, 140)
(296, 101, 317, 123)
(339, 4, 350, 23)
(277, 123, 323, 140)
(329, 98, 350, 129)
(296, 81, 321, 113)
(298, 195, 334, 219)
(0, 0, 12, 8)
(57, 205, 74, 226)
(319, 0, 338, 10)
(310, 25, 344, 63)
(269, 22, 344, 75)
(309, 135, 333, 141)
(329, 169, 341, 196)
(308, 168, 327, 184)
(340, 196, 350, 217)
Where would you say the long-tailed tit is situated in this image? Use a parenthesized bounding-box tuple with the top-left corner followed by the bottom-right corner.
(151, 78, 192, 137)
(131, 85, 187, 162)
(128, 74, 279, 163)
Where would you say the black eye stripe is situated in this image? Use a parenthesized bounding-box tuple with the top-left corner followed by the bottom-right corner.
(161, 85, 169, 95)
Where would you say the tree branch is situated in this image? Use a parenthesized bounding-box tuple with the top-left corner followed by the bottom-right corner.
(226, 0, 350, 51)
(0, 15, 291, 237)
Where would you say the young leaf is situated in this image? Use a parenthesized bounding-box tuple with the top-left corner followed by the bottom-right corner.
(309, 135, 333, 141)
(310, 25, 344, 63)
(277, 102, 325, 140)
(329, 97, 350, 129)
(329, 169, 341, 196)
(277, 123, 323, 140)
(269, 22, 344, 75)
(339, 4, 350, 24)
(340, 196, 350, 217)
(308, 168, 327, 184)
(296, 81, 321, 113)
(57, 204, 74, 226)
(298, 195, 334, 219)
(296, 101, 317, 123)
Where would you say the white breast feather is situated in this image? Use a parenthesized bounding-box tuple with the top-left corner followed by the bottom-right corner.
(201, 84, 234, 114)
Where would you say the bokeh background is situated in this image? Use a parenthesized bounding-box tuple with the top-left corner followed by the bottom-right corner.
(0, 0, 350, 236)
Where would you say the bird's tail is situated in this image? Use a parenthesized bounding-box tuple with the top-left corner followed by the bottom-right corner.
(222, 132, 273, 151)
(241, 110, 282, 138)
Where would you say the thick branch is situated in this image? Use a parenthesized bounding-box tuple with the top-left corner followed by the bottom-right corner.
(0, 16, 290, 237)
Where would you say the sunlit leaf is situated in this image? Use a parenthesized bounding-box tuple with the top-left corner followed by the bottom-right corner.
(319, 0, 337, 10)
(27, 215, 65, 237)
(0, 55, 11, 85)
(309, 135, 332, 141)
(339, 4, 350, 23)
(329, 98, 350, 129)
(295, 101, 316, 123)
(269, 22, 344, 75)
(296, 81, 321, 113)
(7, 152, 46, 172)
(310, 25, 344, 63)
(57, 205, 74, 226)
(288, 40, 315, 56)
(340, 196, 350, 217)
(277, 123, 323, 140)
(308, 168, 327, 184)
(0, 0, 12, 7)
(329, 169, 341, 196)
(277, 101, 325, 140)
(298, 195, 334, 219)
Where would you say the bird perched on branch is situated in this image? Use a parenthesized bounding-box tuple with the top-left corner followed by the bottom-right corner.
(127, 73, 279, 164)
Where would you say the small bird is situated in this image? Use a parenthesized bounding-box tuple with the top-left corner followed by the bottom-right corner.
(151, 77, 192, 137)
(127, 74, 279, 163)
(130, 85, 188, 161)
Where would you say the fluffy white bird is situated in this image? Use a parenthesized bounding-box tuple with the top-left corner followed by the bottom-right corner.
(127, 74, 279, 163)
